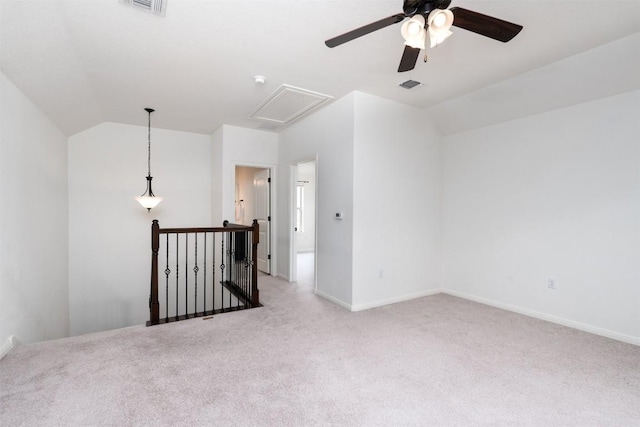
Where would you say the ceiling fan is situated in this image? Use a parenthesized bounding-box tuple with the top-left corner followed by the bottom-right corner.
(325, 0, 523, 72)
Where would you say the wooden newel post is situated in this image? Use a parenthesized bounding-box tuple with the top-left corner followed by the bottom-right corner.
(251, 219, 260, 306)
(149, 219, 160, 325)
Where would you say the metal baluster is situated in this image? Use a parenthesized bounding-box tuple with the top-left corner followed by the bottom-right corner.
(237, 231, 241, 309)
(228, 232, 232, 309)
(239, 232, 243, 306)
(212, 233, 216, 313)
(194, 233, 199, 316)
(245, 232, 250, 305)
(239, 232, 242, 306)
(203, 233, 207, 314)
(232, 232, 236, 308)
(244, 232, 249, 308)
(175, 233, 179, 321)
(238, 232, 241, 307)
(165, 234, 170, 321)
(185, 234, 189, 318)
(242, 232, 246, 305)
(251, 232, 255, 304)
(220, 232, 225, 312)
(247, 232, 256, 307)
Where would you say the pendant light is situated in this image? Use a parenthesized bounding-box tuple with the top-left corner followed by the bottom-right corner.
(135, 108, 163, 211)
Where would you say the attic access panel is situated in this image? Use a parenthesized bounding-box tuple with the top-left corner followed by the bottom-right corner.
(120, 0, 166, 16)
(249, 85, 333, 127)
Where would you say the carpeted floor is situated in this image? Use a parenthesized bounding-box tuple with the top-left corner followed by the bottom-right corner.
(1, 275, 639, 426)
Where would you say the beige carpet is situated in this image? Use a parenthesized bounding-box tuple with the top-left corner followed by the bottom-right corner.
(1, 275, 639, 426)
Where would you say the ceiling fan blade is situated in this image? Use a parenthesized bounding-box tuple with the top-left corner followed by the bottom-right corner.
(398, 45, 420, 72)
(450, 7, 523, 42)
(325, 14, 406, 48)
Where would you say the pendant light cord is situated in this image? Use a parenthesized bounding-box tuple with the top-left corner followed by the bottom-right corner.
(147, 109, 152, 176)
(137, 107, 161, 210)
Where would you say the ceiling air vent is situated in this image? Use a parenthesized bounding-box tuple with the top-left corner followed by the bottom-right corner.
(399, 80, 423, 90)
(120, 0, 167, 16)
(249, 84, 333, 127)
(257, 122, 283, 132)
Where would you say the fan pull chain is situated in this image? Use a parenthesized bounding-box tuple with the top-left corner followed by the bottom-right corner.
(424, 52, 428, 63)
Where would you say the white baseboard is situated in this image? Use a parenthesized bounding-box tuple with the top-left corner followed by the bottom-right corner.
(315, 288, 443, 312)
(274, 273, 290, 282)
(442, 289, 640, 346)
(0, 335, 20, 359)
(314, 289, 352, 311)
(350, 289, 443, 312)
(311, 285, 639, 346)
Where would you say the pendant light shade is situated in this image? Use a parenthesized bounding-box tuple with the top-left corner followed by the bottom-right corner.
(136, 108, 163, 211)
(136, 178, 163, 210)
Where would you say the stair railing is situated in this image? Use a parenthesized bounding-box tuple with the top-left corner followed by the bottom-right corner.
(147, 219, 260, 326)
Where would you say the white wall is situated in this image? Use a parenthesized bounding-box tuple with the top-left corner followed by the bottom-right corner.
(211, 127, 224, 227)
(442, 91, 640, 344)
(278, 93, 355, 306)
(351, 92, 442, 310)
(217, 125, 278, 225)
(68, 122, 211, 335)
(209, 125, 278, 273)
(0, 71, 69, 345)
(427, 34, 640, 136)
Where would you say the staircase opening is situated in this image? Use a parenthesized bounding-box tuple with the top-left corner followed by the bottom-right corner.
(147, 220, 261, 326)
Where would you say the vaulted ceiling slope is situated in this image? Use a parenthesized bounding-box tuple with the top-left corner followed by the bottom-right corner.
(1, 0, 639, 136)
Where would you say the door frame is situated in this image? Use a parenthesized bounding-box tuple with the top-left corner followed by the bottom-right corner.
(290, 156, 318, 290)
(233, 162, 277, 277)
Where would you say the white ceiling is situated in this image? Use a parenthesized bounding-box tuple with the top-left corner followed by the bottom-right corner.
(1, 0, 639, 136)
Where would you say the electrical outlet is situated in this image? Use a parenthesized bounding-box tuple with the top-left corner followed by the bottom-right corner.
(548, 278, 557, 289)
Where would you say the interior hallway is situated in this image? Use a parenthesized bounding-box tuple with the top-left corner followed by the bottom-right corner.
(296, 252, 315, 286)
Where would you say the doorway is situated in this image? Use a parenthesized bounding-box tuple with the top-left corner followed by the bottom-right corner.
(292, 160, 316, 287)
(235, 166, 271, 274)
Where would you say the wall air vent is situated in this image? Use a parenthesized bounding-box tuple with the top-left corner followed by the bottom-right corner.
(120, 0, 167, 16)
(249, 84, 333, 127)
(399, 80, 423, 89)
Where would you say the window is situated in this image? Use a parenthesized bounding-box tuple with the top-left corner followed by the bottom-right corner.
(296, 185, 304, 232)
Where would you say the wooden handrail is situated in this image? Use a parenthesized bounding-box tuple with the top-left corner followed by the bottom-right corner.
(159, 226, 251, 234)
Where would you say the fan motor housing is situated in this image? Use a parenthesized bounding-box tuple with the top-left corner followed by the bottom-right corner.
(403, 0, 452, 16)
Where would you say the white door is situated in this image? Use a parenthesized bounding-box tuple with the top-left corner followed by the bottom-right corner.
(254, 169, 270, 274)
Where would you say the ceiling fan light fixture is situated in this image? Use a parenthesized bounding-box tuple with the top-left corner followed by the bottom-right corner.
(428, 28, 452, 47)
(324, 3, 523, 73)
(401, 15, 427, 50)
(427, 8, 454, 47)
(404, 32, 426, 50)
(428, 9, 454, 31)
